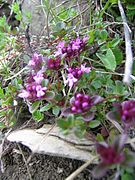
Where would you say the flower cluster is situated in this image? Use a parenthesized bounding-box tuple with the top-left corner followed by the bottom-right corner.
(70, 93, 93, 114)
(107, 100, 135, 128)
(18, 53, 47, 101)
(47, 58, 61, 70)
(93, 134, 135, 178)
(18, 71, 47, 101)
(66, 64, 91, 87)
(96, 143, 124, 165)
(55, 37, 88, 60)
(93, 135, 127, 178)
(28, 53, 43, 71)
(120, 100, 135, 124)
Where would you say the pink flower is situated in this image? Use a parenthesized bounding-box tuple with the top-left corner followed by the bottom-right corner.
(36, 85, 47, 98)
(28, 53, 43, 71)
(97, 143, 124, 165)
(56, 41, 65, 49)
(55, 41, 65, 56)
(93, 135, 135, 179)
(55, 48, 63, 56)
(18, 90, 30, 98)
(121, 100, 135, 123)
(70, 93, 92, 114)
(55, 37, 87, 60)
(107, 100, 135, 128)
(65, 73, 78, 88)
(33, 72, 44, 84)
(18, 72, 47, 101)
(65, 65, 90, 87)
(72, 38, 82, 50)
(47, 58, 61, 70)
(81, 64, 91, 73)
(83, 36, 88, 43)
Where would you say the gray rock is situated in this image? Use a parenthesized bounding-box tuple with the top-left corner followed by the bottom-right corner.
(22, 0, 46, 35)
(7, 125, 97, 162)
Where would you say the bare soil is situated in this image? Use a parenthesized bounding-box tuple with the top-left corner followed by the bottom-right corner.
(0, 141, 113, 180)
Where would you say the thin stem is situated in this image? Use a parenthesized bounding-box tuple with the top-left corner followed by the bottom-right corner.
(17, 144, 33, 180)
(65, 156, 98, 180)
(95, 70, 135, 81)
(100, 0, 111, 18)
(64, 86, 72, 107)
(5, 66, 28, 81)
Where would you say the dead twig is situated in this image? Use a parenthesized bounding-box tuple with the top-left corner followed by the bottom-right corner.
(0, 129, 12, 173)
(118, 0, 133, 85)
(17, 144, 33, 180)
(65, 156, 98, 180)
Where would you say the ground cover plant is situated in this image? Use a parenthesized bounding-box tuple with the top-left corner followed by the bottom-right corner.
(0, 0, 135, 179)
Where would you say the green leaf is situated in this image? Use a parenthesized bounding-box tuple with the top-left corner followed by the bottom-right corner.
(52, 106, 60, 116)
(40, 103, 52, 112)
(127, 4, 135, 10)
(67, 114, 74, 124)
(12, 78, 23, 90)
(112, 48, 123, 65)
(45, 91, 55, 100)
(32, 110, 44, 122)
(0, 122, 6, 129)
(110, 36, 121, 47)
(96, 48, 116, 71)
(127, 10, 135, 16)
(132, 60, 135, 75)
(91, 79, 102, 89)
(121, 173, 134, 180)
(74, 127, 86, 138)
(0, 87, 4, 99)
(125, 167, 134, 174)
(57, 118, 72, 129)
(53, 21, 67, 37)
(55, 21, 66, 31)
(42, 79, 49, 87)
(0, 111, 6, 118)
(29, 101, 41, 113)
(88, 30, 95, 44)
(89, 120, 101, 128)
(114, 80, 125, 94)
(100, 30, 108, 41)
(42, 49, 51, 55)
(96, 133, 104, 142)
(110, 0, 118, 4)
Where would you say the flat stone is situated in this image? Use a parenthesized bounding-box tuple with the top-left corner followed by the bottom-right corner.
(7, 125, 96, 162)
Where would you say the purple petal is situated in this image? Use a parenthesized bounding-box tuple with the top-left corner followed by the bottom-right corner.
(92, 163, 109, 179)
(70, 97, 75, 105)
(61, 107, 72, 116)
(18, 90, 30, 98)
(82, 112, 95, 122)
(113, 134, 127, 153)
(81, 64, 91, 73)
(92, 95, 104, 105)
(106, 111, 124, 133)
(56, 41, 65, 49)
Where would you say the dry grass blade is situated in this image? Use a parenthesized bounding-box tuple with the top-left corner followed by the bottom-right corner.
(17, 144, 33, 180)
(118, 0, 133, 85)
(65, 156, 98, 180)
(0, 129, 12, 173)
